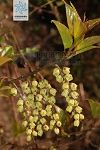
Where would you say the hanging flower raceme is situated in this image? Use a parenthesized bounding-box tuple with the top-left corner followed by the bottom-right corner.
(10, 66, 84, 141)
(53, 66, 84, 127)
(10, 79, 62, 141)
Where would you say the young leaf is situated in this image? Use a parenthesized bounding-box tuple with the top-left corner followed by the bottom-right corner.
(89, 99, 100, 118)
(67, 46, 99, 59)
(76, 36, 100, 51)
(65, 3, 86, 42)
(0, 56, 12, 66)
(65, 3, 74, 35)
(85, 18, 100, 31)
(51, 20, 73, 49)
(76, 46, 99, 55)
(74, 20, 86, 42)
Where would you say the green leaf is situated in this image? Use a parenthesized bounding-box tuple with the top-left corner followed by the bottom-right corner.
(65, 3, 75, 35)
(0, 56, 12, 66)
(76, 36, 100, 51)
(65, 3, 86, 42)
(2, 46, 14, 57)
(67, 46, 99, 59)
(51, 20, 73, 49)
(89, 99, 100, 118)
(76, 46, 99, 55)
(85, 18, 100, 31)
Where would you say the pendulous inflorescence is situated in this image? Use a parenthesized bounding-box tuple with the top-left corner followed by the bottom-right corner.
(10, 66, 84, 141)
(10, 78, 62, 141)
(53, 66, 84, 127)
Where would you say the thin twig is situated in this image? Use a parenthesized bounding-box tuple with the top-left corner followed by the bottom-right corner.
(29, 0, 56, 16)
(5, 54, 66, 84)
(11, 30, 34, 73)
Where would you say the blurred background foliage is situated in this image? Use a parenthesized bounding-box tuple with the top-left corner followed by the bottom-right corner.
(0, 0, 100, 101)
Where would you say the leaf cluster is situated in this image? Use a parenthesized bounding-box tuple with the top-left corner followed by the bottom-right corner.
(52, 1, 100, 58)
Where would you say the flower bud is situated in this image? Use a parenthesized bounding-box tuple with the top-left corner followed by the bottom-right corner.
(56, 121, 62, 127)
(56, 75, 63, 83)
(36, 102, 42, 109)
(54, 128, 60, 135)
(71, 91, 79, 99)
(49, 96, 56, 104)
(26, 129, 32, 135)
(66, 106, 73, 113)
(21, 82, 28, 89)
(40, 118, 46, 124)
(29, 122, 36, 129)
(43, 79, 49, 85)
(53, 114, 59, 120)
(74, 114, 80, 120)
(17, 99, 23, 106)
(40, 89, 47, 96)
(27, 135, 32, 142)
(36, 124, 42, 131)
(74, 100, 79, 106)
(50, 146, 56, 150)
(40, 110, 46, 117)
(75, 106, 82, 113)
(33, 109, 39, 115)
(11, 88, 17, 96)
(53, 68, 60, 77)
(70, 83, 77, 91)
(68, 99, 75, 106)
(64, 74, 73, 81)
(38, 129, 43, 136)
(46, 105, 52, 110)
(32, 80, 38, 87)
(65, 96, 70, 102)
(24, 87, 31, 94)
(74, 120, 80, 127)
(61, 90, 69, 97)
(27, 94, 34, 100)
(25, 100, 30, 107)
(62, 83, 69, 89)
(26, 110, 31, 116)
(36, 94, 43, 101)
(22, 121, 28, 127)
(50, 88, 57, 96)
(33, 116, 38, 123)
(17, 105, 23, 112)
(50, 120, 56, 126)
(80, 114, 84, 120)
(32, 130, 37, 136)
(29, 116, 34, 122)
(31, 87, 37, 93)
(47, 84, 51, 89)
(38, 81, 45, 89)
(43, 125, 49, 131)
(63, 67, 70, 74)
(46, 110, 52, 117)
